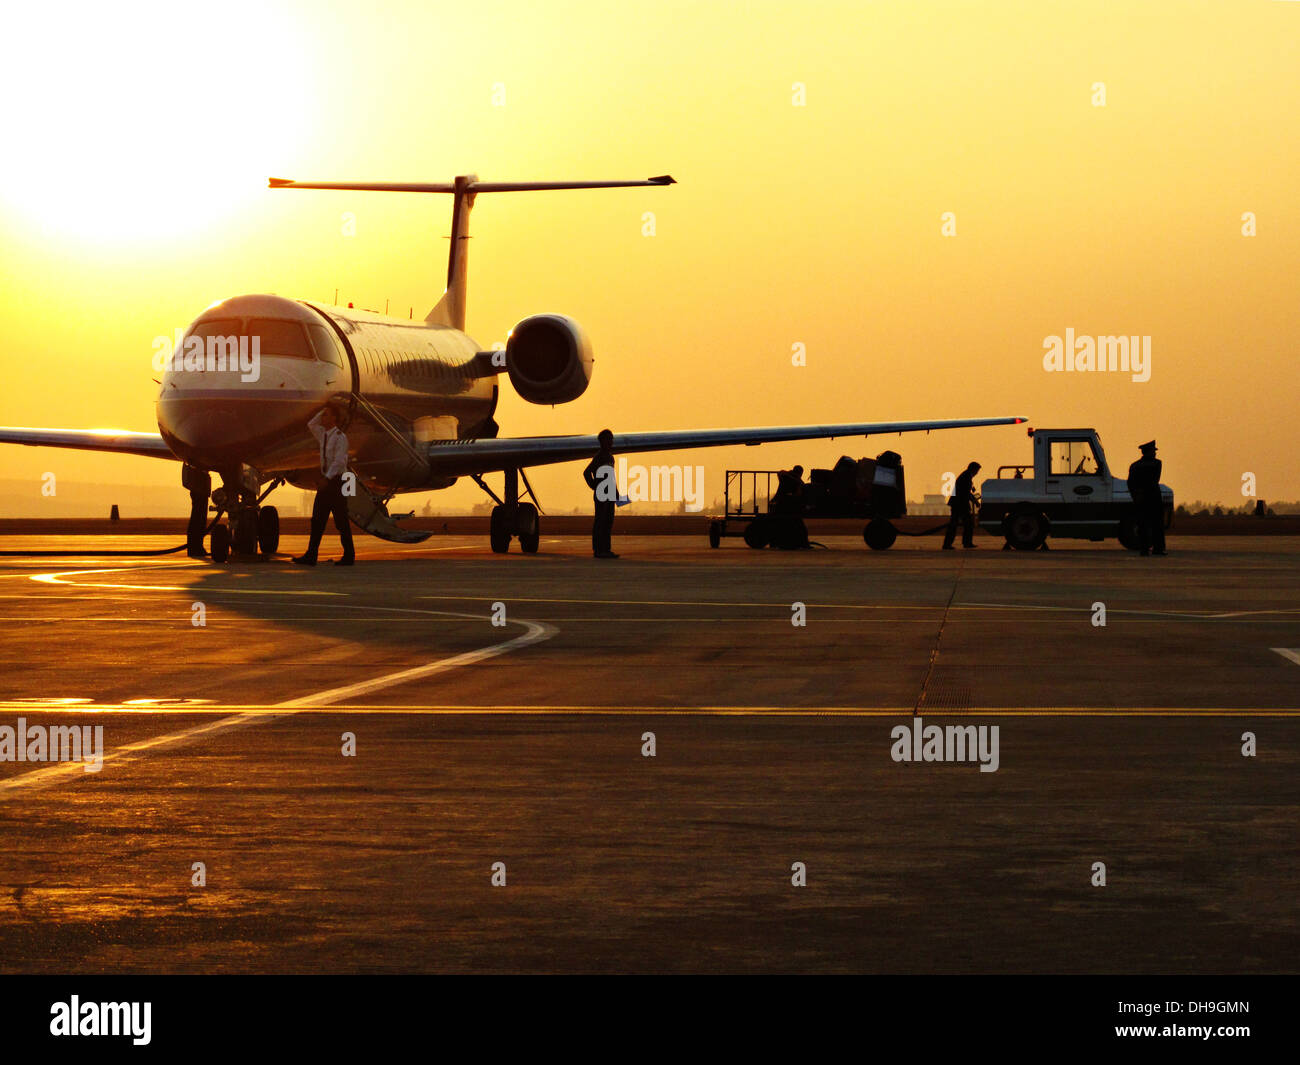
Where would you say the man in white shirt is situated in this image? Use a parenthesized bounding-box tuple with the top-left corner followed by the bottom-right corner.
(293, 403, 356, 566)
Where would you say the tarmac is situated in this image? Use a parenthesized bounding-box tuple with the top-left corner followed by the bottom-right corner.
(0, 530, 1297, 972)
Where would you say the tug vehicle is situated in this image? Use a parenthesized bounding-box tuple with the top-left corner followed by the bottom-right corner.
(978, 427, 1173, 550)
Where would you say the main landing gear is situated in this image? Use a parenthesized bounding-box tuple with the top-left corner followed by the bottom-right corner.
(476, 467, 542, 554)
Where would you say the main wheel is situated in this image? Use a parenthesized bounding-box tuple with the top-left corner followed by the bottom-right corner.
(864, 519, 897, 550)
(233, 508, 258, 555)
(708, 522, 722, 548)
(489, 505, 511, 554)
(743, 518, 769, 549)
(210, 523, 231, 563)
(1004, 507, 1048, 551)
(516, 503, 539, 554)
(257, 505, 280, 555)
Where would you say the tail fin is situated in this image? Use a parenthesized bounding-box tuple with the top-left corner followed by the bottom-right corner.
(426, 174, 476, 329)
(269, 174, 675, 332)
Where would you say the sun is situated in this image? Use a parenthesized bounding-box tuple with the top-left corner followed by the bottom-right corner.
(0, 0, 316, 247)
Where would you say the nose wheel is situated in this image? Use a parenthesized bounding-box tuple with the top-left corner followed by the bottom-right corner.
(233, 508, 259, 555)
(257, 506, 280, 554)
(210, 523, 231, 563)
(208, 474, 284, 562)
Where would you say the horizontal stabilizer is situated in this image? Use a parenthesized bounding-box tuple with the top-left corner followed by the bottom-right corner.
(269, 172, 675, 332)
(268, 176, 674, 194)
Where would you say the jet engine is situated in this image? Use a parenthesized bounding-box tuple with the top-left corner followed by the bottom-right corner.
(505, 314, 593, 405)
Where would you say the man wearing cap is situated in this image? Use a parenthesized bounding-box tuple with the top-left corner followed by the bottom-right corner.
(294, 403, 356, 567)
(1126, 440, 1166, 556)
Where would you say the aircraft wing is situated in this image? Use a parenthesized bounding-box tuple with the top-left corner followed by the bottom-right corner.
(0, 427, 176, 460)
(426, 417, 1026, 476)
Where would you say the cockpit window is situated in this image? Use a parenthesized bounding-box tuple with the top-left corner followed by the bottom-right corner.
(308, 324, 346, 369)
(245, 318, 313, 358)
(189, 319, 241, 341)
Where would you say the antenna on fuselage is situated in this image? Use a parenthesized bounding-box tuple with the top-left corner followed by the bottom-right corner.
(268, 174, 675, 332)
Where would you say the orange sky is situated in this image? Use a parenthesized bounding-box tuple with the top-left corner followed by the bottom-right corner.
(1, 0, 1296, 514)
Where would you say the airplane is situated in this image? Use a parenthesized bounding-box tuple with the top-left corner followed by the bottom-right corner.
(0, 173, 1025, 560)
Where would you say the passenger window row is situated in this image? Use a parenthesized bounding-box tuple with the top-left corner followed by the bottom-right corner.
(355, 347, 448, 379)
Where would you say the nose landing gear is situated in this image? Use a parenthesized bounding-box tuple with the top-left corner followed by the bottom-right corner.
(208, 473, 283, 562)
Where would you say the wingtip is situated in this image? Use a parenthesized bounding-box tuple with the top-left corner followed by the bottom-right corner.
(267, 177, 292, 188)
(649, 174, 676, 185)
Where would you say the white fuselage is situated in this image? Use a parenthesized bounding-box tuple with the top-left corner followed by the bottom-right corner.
(156, 293, 496, 492)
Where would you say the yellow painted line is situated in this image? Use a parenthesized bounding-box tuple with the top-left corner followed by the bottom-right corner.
(1272, 648, 1300, 666)
(415, 594, 1290, 621)
(0, 705, 1293, 717)
(415, 594, 956, 609)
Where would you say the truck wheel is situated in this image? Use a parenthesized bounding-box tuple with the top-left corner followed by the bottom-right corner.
(864, 519, 897, 550)
(1004, 507, 1048, 551)
(1118, 515, 1142, 551)
(743, 519, 769, 549)
(708, 522, 722, 548)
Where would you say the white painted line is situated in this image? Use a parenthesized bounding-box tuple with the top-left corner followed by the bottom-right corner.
(1271, 648, 1300, 666)
(1, 565, 558, 795)
(0, 616, 554, 795)
(31, 567, 344, 595)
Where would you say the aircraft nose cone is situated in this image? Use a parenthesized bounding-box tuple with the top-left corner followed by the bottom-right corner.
(157, 390, 318, 468)
(166, 406, 251, 451)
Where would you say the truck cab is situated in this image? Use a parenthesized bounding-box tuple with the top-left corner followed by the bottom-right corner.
(978, 428, 1173, 550)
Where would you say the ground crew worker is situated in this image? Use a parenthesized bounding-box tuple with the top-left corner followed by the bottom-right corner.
(182, 465, 211, 559)
(772, 465, 805, 514)
(294, 403, 355, 566)
(1126, 440, 1166, 556)
(942, 461, 981, 549)
(583, 428, 619, 559)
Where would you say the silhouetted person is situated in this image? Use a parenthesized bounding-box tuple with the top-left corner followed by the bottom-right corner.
(182, 465, 211, 559)
(583, 428, 618, 558)
(772, 465, 805, 514)
(294, 404, 355, 566)
(1127, 440, 1165, 556)
(942, 461, 981, 549)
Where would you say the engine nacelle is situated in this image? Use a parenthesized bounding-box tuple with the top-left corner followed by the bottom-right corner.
(505, 314, 593, 405)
